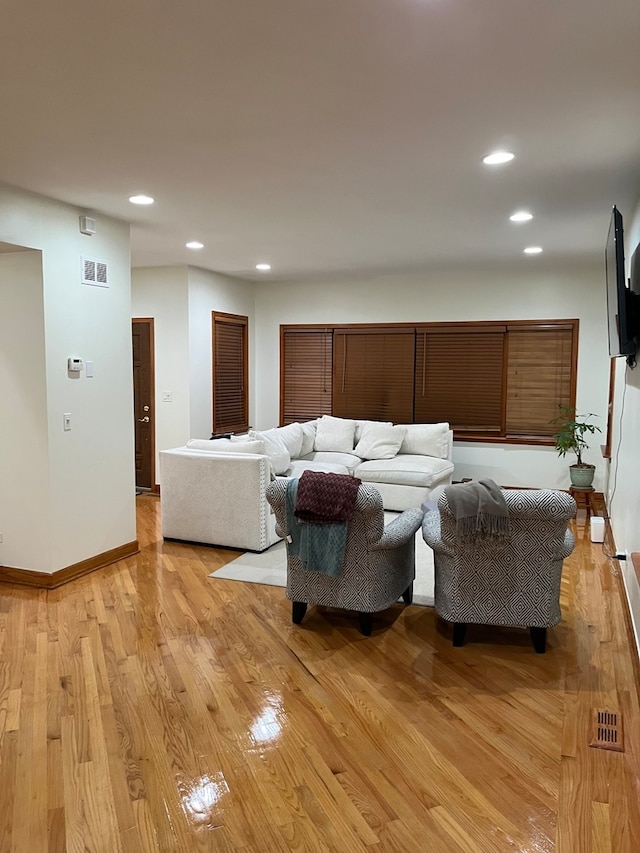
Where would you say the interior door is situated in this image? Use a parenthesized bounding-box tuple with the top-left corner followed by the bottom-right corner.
(132, 318, 155, 491)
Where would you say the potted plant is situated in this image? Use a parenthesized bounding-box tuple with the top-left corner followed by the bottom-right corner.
(550, 407, 601, 488)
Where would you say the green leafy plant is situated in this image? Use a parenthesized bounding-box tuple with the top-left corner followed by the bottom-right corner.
(550, 407, 601, 467)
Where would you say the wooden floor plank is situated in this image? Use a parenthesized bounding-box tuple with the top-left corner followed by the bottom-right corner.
(0, 495, 638, 851)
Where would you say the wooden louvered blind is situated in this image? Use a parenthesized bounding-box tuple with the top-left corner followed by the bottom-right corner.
(505, 325, 574, 437)
(281, 328, 333, 424)
(279, 319, 578, 443)
(415, 326, 505, 432)
(212, 312, 248, 434)
(333, 329, 415, 423)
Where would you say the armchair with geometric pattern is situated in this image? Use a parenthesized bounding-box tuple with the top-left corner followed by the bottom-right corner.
(266, 478, 423, 636)
(422, 488, 576, 652)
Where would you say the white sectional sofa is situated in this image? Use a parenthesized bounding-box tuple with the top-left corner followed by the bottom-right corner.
(159, 416, 454, 552)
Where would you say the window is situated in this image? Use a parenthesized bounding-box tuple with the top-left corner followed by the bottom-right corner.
(212, 311, 248, 434)
(280, 319, 578, 443)
(281, 327, 332, 425)
(505, 324, 574, 438)
(415, 325, 505, 433)
(333, 328, 415, 423)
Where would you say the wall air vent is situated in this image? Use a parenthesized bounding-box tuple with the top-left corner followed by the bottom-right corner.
(81, 256, 109, 288)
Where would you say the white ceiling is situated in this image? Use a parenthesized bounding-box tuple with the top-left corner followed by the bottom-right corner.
(1, 0, 639, 280)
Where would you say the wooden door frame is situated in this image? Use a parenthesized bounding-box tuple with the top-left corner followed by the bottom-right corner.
(132, 317, 158, 492)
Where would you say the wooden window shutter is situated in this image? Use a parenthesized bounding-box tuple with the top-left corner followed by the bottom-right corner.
(333, 328, 415, 423)
(505, 324, 575, 437)
(281, 328, 333, 424)
(212, 312, 248, 434)
(415, 326, 505, 432)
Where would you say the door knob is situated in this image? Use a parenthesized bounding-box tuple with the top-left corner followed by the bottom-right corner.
(138, 416, 150, 423)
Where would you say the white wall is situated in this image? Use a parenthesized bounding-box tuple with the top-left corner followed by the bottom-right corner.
(0, 250, 51, 569)
(0, 185, 135, 573)
(131, 265, 256, 482)
(131, 267, 190, 465)
(254, 261, 610, 490)
(607, 195, 640, 654)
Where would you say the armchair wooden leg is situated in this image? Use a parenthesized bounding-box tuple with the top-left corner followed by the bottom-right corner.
(358, 612, 373, 636)
(452, 622, 467, 647)
(292, 601, 307, 625)
(402, 582, 413, 604)
(530, 627, 547, 654)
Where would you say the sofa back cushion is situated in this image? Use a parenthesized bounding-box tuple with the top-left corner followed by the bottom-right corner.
(354, 423, 406, 460)
(300, 420, 318, 456)
(248, 428, 291, 474)
(272, 423, 305, 459)
(186, 437, 266, 454)
(314, 415, 356, 452)
(354, 419, 392, 444)
(397, 423, 451, 458)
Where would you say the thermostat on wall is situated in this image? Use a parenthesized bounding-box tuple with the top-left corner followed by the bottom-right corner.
(68, 357, 83, 372)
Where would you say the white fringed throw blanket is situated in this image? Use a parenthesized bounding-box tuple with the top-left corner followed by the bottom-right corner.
(443, 479, 510, 541)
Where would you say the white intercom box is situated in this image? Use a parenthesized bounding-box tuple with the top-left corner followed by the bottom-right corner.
(68, 357, 83, 372)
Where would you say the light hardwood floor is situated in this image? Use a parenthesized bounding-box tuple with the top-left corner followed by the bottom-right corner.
(0, 495, 638, 852)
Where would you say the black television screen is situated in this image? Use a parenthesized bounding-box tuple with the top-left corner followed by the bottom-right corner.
(631, 244, 640, 297)
(605, 205, 635, 359)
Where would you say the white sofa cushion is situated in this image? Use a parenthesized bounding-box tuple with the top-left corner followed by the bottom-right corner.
(286, 459, 350, 477)
(300, 450, 362, 474)
(354, 419, 392, 444)
(354, 423, 406, 460)
(355, 455, 454, 488)
(397, 422, 451, 458)
(314, 415, 356, 452)
(186, 437, 266, 454)
(272, 423, 304, 459)
(248, 428, 290, 475)
(300, 420, 318, 456)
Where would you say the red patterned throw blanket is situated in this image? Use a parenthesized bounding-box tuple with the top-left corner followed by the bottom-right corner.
(294, 471, 361, 523)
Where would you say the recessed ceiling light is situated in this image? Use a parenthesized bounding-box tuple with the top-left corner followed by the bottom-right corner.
(483, 150, 515, 165)
(185, 241, 204, 249)
(510, 210, 533, 222)
(524, 246, 543, 254)
(129, 194, 155, 205)
(256, 263, 271, 271)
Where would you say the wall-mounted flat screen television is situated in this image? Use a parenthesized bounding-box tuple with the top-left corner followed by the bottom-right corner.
(630, 243, 640, 299)
(605, 205, 639, 365)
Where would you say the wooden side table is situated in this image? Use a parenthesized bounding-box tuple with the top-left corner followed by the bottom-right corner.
(569, 485, 597, 517)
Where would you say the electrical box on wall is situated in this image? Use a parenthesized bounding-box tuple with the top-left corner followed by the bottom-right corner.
(67, 357, 83, 373)
(79, 216, 96, 235)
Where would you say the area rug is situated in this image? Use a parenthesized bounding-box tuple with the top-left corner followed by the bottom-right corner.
(209, 513, 435, 606)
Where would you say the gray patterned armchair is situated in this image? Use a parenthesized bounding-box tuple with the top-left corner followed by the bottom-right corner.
(422, 488, 576, 653)
(266, 479, 423, 635)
